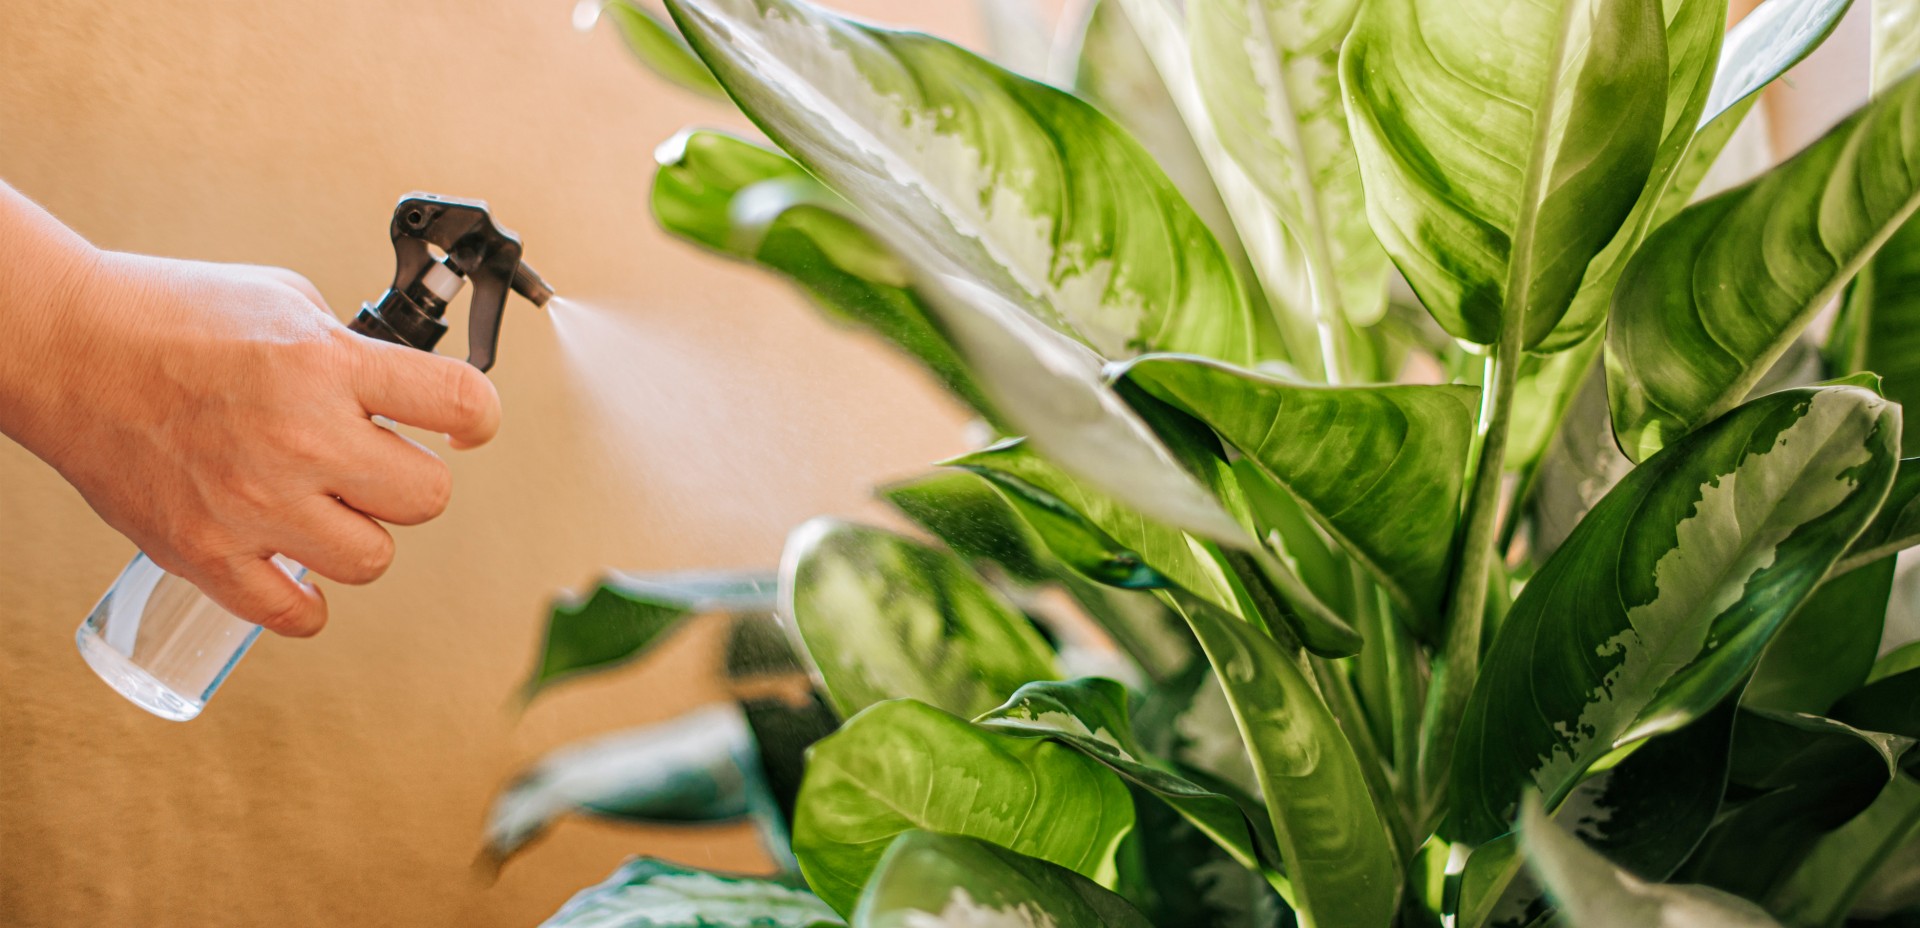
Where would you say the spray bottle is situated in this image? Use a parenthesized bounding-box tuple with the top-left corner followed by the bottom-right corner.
(75, 193, 552, 721)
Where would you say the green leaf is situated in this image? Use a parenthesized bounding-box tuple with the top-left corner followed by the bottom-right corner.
(879, 470, 1052, 587)
(1833, 668, 1920, 742)
(975, 677, 1277, 873)
(663, 0, 1261, 364)
(1769, 773, 1920, 928)
(652, 130, 993, 417)
(1679, 708, 1915, 898)
(1745, 558, 1897, 715)
(852, 831, 1153, 928)
(779, 519, 1057, 720)
(1457, 703, 1737, 928)
(1518, 793, 1786, 928)
(1872, 642, 1920, 684)
(486, 705, 778, 863)
(1606, 72, 1920, 461)
(1836, 459, 1920, 575)
(1340, 0, 1667, 348)
(1836, 220, 1920, 457)
(950, 440, 1199, 595)
(1451, 385, 1902, 845)
(1651, 0, 1856, 227)
(792, 699, 1135, 916)
(523, 572, 776, 700)
(540, 857, 843, 928)
(1171, 595, 1398, 928)
(1188, 0, 1389, 332)
(1115, 784, 1292, 928)
(1534, 0, 1731, 353)
(1117, 353, 1479, 629)
(599, 1, 728, 100)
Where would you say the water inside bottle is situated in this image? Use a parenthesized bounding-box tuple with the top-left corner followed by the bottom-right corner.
(75, 553, 295, 721)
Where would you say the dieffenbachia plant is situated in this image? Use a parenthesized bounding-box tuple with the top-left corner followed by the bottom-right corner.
(497, 0, 1920, 925)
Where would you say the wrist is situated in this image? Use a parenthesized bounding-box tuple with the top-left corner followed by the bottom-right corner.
(0, 204, 108, 457)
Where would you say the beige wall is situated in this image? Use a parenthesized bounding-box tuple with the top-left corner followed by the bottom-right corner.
(0, 2, 1063, 925)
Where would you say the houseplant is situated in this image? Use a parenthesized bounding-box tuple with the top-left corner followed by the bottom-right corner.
(494, 0, 1920, 925)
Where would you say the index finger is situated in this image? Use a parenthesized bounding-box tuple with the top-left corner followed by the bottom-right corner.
(350, 337, 501, 447)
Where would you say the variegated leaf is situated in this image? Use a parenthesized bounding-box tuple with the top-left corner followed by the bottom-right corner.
(1189, 0, 1390, 336)
(1607, 71, 1920, 461)
(779, 519, 1057, 720)
(1451, 385, 1902, 844)
(541, 857, 842, 928)
(852, 831, 1152, 928)
(792, 699, 1135, 916)
(663, 0, 1260, 363)
(1340, 0, 1667, 348)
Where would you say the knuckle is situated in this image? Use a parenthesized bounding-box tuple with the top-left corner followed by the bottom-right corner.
(444, 363, 495, 429)
(419, 464, 453, 521)
(342, 532, 395, 585)
(258, 595, 321, 638)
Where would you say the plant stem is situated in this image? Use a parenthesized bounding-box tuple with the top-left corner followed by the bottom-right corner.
(1415, 322, 1523, 828)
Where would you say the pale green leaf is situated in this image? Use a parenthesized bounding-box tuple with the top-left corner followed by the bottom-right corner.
(541, 858, 841, 928)
(523, 571, 776, 699)
(1607, 72, 1920, 461)
(1117, 353, 1478, 630)
(974, 0, 1052, 78)
(1189, 0, 1389, 331)
(1341, 0, 1667, 347)
(486, 705, 775, 862)
(853, 831, 1153, 928)
(664, 0, 1260, 363)
(780, 519, 1057, 720)
(652, 129, 993, 417)
(1451, 386, 1902, 844)
(1877, 0, 1920, 89)
(599, 1, 728, 100)
(975, 676, 1277, 873)
(792, 699, 1135, 916)
(1171, 595, 1398, 928)
(1519, 793, 1785, 928)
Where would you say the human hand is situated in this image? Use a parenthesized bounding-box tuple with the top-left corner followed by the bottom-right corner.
(0, 248, 500, 637)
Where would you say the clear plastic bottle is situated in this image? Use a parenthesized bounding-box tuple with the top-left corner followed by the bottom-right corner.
(75, 554, 304, 721)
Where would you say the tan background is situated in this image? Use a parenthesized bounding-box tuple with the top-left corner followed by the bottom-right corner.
(0, 0, 1869, 926)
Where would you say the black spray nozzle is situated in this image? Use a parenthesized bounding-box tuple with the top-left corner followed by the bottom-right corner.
(348, 192, 551, 372)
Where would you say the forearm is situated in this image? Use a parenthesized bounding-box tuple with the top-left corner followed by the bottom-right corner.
(0, 181, 103, 444)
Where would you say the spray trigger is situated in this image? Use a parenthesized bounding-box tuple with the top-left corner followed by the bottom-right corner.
(348, 192, 552, 372)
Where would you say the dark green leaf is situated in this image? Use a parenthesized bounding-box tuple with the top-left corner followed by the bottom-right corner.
(1342, 0, 1667, 347)
(1452, 386, 1902, 844)
(1679, 709, 1914, 899)
(1835, 459, 1920, 575)
(1745, 558, 1897, 715)
(523, 572, 776, 700)
(1833, 668, 1920, 742)
(1458, 704, 1737, 928)
(539, 857, 841, 928)
(1607, 72, 1920, 461)
(852, 831, 1153, 928)
(1117, 353, 1478, 629)
(975, 677, 1277, 873)
(792, 699, 1135, 916)
(879, 470, 1052, 586)
(1835, 216, 1920, 456)
(1768, 773, 1920, 928)
(665, 0, 1262, 364)
(780, 519, 1056, 720)
(1519, 793, 1785, 928)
